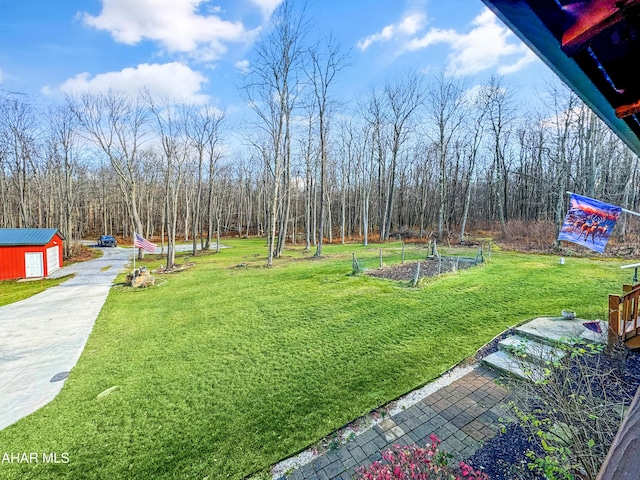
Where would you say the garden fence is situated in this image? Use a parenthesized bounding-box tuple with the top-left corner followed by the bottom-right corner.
(350, 242, 486, 276)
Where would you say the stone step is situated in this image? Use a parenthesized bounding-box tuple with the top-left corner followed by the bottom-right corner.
(481, 349, 546, 382)
(514, 317, 607, 346)
(498, 335, 566, 365)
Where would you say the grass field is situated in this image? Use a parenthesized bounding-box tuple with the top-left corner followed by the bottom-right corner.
(0, 275, 74, 307)
(0, 239, 629, 479)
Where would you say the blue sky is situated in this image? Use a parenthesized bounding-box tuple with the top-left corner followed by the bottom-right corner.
(0, 0, 554, 116)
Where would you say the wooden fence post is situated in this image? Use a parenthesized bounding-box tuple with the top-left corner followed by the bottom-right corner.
(412, 262, 421, 287)
(352, 253, 361, 275)
(379, 249, 383, 269)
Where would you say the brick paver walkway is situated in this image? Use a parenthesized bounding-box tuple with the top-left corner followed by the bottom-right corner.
(282, 365, 511, 480)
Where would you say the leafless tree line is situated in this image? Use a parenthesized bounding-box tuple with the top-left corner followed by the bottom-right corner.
(1, 1, 639, 266)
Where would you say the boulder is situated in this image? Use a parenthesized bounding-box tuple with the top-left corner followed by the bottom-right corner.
(127, 268, 155, 287)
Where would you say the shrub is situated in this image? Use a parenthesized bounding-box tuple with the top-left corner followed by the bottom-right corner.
(355, 435, 489, 480)
(504, 341, 638, 480)
(501, 220, 556, 250)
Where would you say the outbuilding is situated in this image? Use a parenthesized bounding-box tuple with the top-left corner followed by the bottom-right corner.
(0, 228, 65, 281)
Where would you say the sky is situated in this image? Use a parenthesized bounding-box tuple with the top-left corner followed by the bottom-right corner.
(0, 0, 556, 124)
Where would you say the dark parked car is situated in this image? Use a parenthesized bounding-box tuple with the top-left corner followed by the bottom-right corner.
(98, 235, 117, 247)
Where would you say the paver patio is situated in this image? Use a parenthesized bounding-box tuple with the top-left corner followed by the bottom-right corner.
(281, 365, 511, 480)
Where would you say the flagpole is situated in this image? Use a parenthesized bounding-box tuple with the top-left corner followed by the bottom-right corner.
(133, 233, 136, 273)
(566, 191, 640, 218)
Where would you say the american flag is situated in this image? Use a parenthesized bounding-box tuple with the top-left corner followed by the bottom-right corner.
(134, 232, 157, 253)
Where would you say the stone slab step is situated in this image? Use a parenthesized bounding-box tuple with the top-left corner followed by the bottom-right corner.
(514, 317, 607, 346)
(498, 335, 565, 364)
(482, 350, 545, 382)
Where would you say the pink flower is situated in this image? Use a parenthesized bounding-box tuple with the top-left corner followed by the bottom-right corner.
(354, 440, 489, 480)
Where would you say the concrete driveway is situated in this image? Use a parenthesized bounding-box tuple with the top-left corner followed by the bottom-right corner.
(0, 246, 130, 431)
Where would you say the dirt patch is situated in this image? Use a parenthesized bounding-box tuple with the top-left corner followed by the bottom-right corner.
(64, 244, 98, 264)
(155, 263, 195, 274)
(366, 257, 478, 281)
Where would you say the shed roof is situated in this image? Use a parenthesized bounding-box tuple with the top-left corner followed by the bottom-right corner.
(481, 0, 640, 157)
(0, 228, 64, 246)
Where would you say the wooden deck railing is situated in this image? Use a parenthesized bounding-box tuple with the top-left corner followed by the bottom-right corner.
(608, 284, 640, 349)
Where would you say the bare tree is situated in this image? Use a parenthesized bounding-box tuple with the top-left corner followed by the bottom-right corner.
(0, 93, 40, 228)
(299, 101, 318, 250)
(544, 82, 580, 244)
(185, 104, 225, 254)
(380, 72, 425, 241)
(308, 35, 349, 256)
(69, 91, 150, 250)
(146, 95, 192, 270)
(620, 147, 639, 240)
(361, 86, 388, 242)
(424, 71, 466, 241)
(46, 103, 82, 257)
(459, 93, 486, 243)
(481, 76, 517, 237)
(241, 0, 308, 266)
(336, 118, 359, 244)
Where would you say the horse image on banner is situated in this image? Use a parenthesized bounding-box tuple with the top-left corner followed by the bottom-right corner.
(557, 193, 621, 253)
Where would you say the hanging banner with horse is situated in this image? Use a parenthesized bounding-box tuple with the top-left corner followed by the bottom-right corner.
(557, 193, 621, 253)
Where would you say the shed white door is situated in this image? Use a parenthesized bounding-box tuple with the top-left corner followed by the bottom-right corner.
(25, 252, 44, 278)
(46, 246, 60, 274)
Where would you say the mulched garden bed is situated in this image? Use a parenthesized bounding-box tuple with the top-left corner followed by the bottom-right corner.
(467, 348, 640, 479)
(366, 257, 478, 281)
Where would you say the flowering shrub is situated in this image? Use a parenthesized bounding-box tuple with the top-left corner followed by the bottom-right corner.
(356, 435, 489, 480)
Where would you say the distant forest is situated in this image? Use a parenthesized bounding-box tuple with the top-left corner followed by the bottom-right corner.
(2, 4, 639, 266)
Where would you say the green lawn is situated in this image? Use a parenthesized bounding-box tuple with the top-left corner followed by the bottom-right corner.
(0, 275, 74, 307)
(0, 239, 629, 479)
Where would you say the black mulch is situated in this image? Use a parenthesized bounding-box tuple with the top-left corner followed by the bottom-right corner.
(465, 349, 640, 479)
(466, 424, 544, 480)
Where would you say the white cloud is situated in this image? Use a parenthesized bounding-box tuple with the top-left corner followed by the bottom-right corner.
(541, 104, 584, 130)
(461, 84, 483, 105)
(406, 8, 535, 75)
(248, 0, 283, 18)
(50, 62, 209, 102)
(497, 49, 537, 75)
(80, 0, 258, 61)
(357, 12, 427, 51)
(235, 59, 250, 74)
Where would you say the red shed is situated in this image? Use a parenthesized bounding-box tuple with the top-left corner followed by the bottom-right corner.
(0, 228, 65, 281)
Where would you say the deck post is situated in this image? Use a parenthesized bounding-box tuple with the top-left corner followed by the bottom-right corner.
(608, 294, 621, 346)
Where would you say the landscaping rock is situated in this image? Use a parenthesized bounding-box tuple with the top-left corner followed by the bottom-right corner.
(127, 268, 155, 287)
